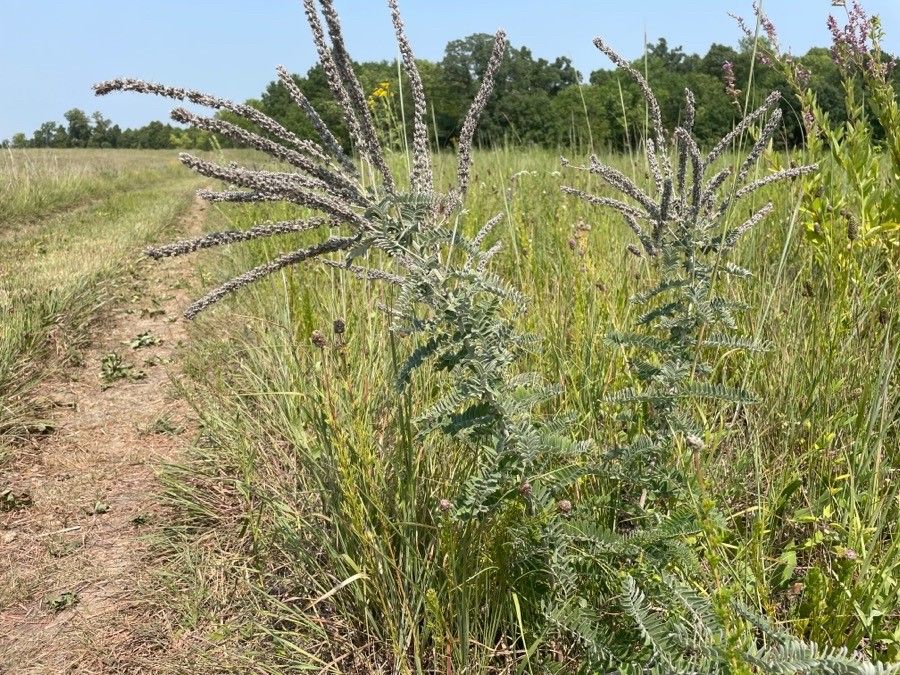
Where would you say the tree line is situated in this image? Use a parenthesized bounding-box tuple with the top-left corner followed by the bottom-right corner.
(3, 108, 219, 151)
(6, 34, 899, 151)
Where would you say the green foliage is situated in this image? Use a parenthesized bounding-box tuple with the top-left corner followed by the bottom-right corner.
(63, 108, 91, 147)
(751, 2, 900, 277)
(93, 1, 900, 671)
(47, 590, 79, 613)
(100, 352, 146, 388)
(158, 145, 900, 673)
(125, 330, 162, 349)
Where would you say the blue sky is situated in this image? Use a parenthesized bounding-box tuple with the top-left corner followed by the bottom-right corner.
(2, 1, 899, 141)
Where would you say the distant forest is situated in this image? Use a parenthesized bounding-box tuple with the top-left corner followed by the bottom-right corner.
(6, 33, 900, 151)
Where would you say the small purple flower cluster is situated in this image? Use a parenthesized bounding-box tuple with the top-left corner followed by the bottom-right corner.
(828, 2, 897, 80)
(722, 61, 741, 105)
(754, 1, 780, 53)
(730, 3, 778, 66)
(827, 1, 871, 70)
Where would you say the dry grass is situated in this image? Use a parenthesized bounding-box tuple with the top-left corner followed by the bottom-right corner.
(0, 194, 208, 673)
(0, 150, 200, 458)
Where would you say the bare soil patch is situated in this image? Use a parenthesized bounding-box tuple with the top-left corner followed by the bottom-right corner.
(0, 198, 207, 674)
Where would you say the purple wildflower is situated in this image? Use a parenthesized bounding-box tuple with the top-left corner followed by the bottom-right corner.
(848, 1, 870, 55)
(828, 1, 872, 70)
(753, 1, 780, 52)
(802, 109, 816, 133)
(723, 61, 741, 105)
(730, 12, 754, 41)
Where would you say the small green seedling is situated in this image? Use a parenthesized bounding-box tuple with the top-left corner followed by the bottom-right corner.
(100, 352, 145, 388)
(86, 501, 110, 515)
(48, 591, 79, 613)
(125, 331, 162, 349)
(0, 487, 33, 511)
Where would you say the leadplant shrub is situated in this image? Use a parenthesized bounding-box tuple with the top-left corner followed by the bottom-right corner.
(96, 2, 897, 672)
(561, 39, 816, 514)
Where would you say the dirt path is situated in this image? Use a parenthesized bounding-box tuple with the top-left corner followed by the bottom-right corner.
(0, 197, 207, 674)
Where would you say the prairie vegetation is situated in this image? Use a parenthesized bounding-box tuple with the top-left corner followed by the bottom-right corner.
(2, 0, 899, 672)
(155, 143, 898, 671)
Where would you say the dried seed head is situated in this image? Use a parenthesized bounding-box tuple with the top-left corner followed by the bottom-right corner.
(842, 208, 859, 242)
(454, 29, 508, 202)
(438, 499, 453, 513)
(311, 330, 327, 348)
(686, 434, 705, 451)
(99, 1, 507, 321)
(626, 244, 642, 258)
(556, 499, 572, 515)
(333, 318, 346, 335)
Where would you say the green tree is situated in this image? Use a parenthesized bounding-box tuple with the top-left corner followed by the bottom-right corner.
(32, 121, 65, 147)
(5, 32, 881, 154)
(441, 33, 578, 146)
(64, 108, 91, 147)
(136, 120, 176, 148)
(89, 111, 114, 147)
(106, 124, 122, 148)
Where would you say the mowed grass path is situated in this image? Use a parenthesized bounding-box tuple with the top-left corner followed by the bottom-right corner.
(0, 149, 202, 458)
(0, 150, 216, 671)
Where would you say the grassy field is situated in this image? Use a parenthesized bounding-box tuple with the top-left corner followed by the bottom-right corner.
(0, 149, 201, 458)
(2, 146, 897, 671)
(144, 148, 898, 670)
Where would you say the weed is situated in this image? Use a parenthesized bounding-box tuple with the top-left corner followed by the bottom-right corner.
(92, 0, 900, 671)
(86, 500, 110, 515)
(143, 414, 183, 436)
(0, 486, 32, 511)
(47, 591, 79, 613)
(140, 306, 166, 319)
(125, 331, 161, 349)
(46, 536, 82, 559)
(99, 352, 145, 388)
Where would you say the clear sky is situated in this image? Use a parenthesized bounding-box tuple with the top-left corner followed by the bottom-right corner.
(2, 1, 899, 141)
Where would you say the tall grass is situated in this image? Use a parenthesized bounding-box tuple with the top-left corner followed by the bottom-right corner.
(154, 146, 898, 669)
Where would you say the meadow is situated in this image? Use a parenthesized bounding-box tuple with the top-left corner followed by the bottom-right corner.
(0, 150, 200, 460)
(144, 142, 896, 672)
(2, 1, 899, 671)
(1, 143, 898, 673)
(3, 151, 899, 673)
